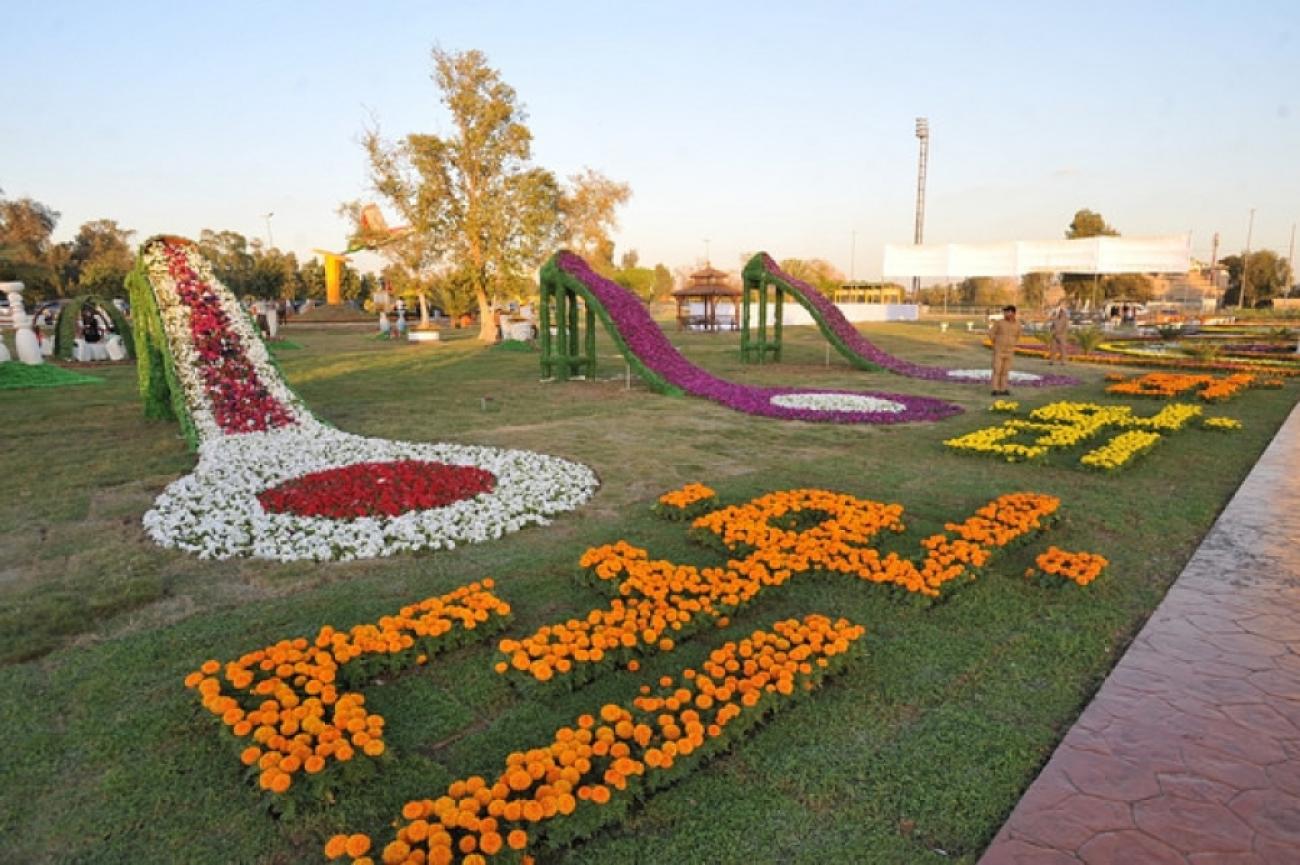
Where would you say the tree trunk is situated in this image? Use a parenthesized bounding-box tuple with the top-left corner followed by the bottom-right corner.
(476, 288, 496, 343)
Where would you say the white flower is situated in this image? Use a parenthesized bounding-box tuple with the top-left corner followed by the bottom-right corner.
(140, 240, 598, 562)
(946, 369, 1043, 383)
(769, 393, 906, 413)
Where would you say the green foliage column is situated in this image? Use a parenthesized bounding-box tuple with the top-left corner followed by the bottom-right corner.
(740, 273, 782, 364)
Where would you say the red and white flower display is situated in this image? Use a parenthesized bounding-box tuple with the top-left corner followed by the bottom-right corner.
(140, 237, 597, 561)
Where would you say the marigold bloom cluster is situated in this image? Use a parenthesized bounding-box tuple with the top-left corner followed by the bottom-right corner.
(1033, 546, 1109, 586)
(1105, 372, 1255, 402)
(497, 490, 1059, 684)
(184, 581, 511, 796)
(335, 615, 864, 865)
(652, 482, 718, 520)
(989, 400, 1019, 413)
(1202, 416, 1243, 431)
(1079, 430, 1161, 470)
(945, 400, 1203, 469)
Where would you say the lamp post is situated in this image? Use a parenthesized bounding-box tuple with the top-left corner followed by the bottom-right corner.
(263, 212, 275, 249)
(913, 117, 930, 302)
(1239, 208, 1254, 309)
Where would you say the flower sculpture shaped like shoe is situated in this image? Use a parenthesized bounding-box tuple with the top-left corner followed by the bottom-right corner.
(136, 237, 597, 561)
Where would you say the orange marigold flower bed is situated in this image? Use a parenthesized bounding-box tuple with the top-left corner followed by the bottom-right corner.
(652, 482, 718, 520)
(1104, 372, 1255, 402)
(498, 489, 1059, 685)
(1032, 546, 1109, 586)
(332, 614, 865, 864)
(184, 581, 511, 798)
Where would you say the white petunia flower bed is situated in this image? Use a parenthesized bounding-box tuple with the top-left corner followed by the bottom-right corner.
(138, 237, 598, 561)
(768, 393, 906, 413)
(144, 420, 598, 561)
(945, 369, 1043, 383)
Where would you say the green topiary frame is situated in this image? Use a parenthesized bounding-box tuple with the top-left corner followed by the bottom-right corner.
(53, 294, 135, 361)
(127, 244, 200, 450)
(538, 254, 684, 396)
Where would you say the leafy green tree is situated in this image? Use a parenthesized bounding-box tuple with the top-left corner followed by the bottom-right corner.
(1062, 209, 1119, 307)
(1221, 250, 1293, 307)
(1019, 272, 1052, 310)
(1066, 209, 1118, 239)
(778, 258, 844, 296)
(197, 230, 255, 296)
(561, 167, 631, 272)
(1102, 272, 1155, 303)
(361, 48, 576, 343)
(0, 195, 63, 298)
(959, 276, 1014, 307)
(61, 219, 136, 297)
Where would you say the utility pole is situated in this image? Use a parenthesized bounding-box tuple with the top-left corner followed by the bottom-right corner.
(263, 212, 275, 249)
(913, 117, 930, 302)
(1289, 222, 1297, 295)
(1240, 209, 1254, 309)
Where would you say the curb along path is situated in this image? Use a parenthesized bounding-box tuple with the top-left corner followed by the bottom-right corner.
(980, 403, 1300, 864)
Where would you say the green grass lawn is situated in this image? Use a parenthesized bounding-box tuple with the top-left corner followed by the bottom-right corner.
(1, 321, 1294, 864)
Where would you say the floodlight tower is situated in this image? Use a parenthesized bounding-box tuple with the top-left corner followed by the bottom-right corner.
(913, 117, 930, 301)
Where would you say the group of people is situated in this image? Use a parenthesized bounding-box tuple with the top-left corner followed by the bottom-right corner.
(987, 305, 1073, 396)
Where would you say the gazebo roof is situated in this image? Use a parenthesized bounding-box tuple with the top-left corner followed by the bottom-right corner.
(673, 283, 740, 298)
(690, 265, 730, 282)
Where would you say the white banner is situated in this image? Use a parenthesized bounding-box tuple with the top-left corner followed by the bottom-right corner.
(883, 234, 1191, 277)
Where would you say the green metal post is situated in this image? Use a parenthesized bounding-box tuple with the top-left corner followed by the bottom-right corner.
(584, 302, 596, 377)
(774, 283, 784, 362)
(554, 281, 568, 381)
(539, 277, 553, 378)
(741, 277, 752, 362)
(567, 287, 580, 378)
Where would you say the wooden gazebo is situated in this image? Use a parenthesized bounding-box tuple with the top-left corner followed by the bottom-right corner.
(673, 265, 741, 331)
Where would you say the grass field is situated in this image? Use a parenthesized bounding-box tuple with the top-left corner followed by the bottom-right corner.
(1, 320, 1294, 864)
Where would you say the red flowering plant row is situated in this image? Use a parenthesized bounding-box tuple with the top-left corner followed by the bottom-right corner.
(257, 461, 497, 519)
(157, 239, 297, 435)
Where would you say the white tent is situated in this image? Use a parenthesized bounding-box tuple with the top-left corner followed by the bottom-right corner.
(883, 234, 1191, 278)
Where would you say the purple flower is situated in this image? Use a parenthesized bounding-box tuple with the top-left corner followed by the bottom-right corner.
(555, 253, 964, 425)
(759, 255, 1078, 388)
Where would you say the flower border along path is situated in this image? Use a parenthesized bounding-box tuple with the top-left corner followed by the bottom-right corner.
(129, 236, 597, 561)
(542, 252, 963, 425)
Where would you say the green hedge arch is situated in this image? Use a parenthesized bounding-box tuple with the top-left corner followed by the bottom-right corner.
(53, 295, 135, 361)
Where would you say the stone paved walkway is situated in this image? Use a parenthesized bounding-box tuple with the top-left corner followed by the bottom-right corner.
(980, 404, 1300, 865)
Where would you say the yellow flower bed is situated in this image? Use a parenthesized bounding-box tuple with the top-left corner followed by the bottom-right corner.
(1203, 416, 1243, 431)
(945, 401, 1204, 471)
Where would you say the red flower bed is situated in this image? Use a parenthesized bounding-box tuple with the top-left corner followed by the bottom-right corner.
(257, 461, 497, 519)
(160, 241, 296, 434)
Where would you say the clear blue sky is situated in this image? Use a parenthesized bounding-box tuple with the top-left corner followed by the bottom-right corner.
(4, 0, 1297, 279)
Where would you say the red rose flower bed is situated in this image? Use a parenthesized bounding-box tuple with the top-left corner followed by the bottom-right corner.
(256, 461, 497, 519)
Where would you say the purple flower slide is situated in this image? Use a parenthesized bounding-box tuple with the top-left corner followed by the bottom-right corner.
(551, 252, 963, 424)
(752, 254, 1078, 387)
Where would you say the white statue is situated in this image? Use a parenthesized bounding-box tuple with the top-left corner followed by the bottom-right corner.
(3, 283, 43, 365)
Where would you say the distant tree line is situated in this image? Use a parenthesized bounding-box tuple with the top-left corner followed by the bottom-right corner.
(0, 190, 377, 304)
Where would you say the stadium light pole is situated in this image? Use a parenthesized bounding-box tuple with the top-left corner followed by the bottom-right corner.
(913, 117, 930, 302)
(1239, 208, 1254, 309)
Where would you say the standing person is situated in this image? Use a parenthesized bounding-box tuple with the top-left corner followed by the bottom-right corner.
(989, 304, 1022, 395)
(1048, 306, 1071, 365)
